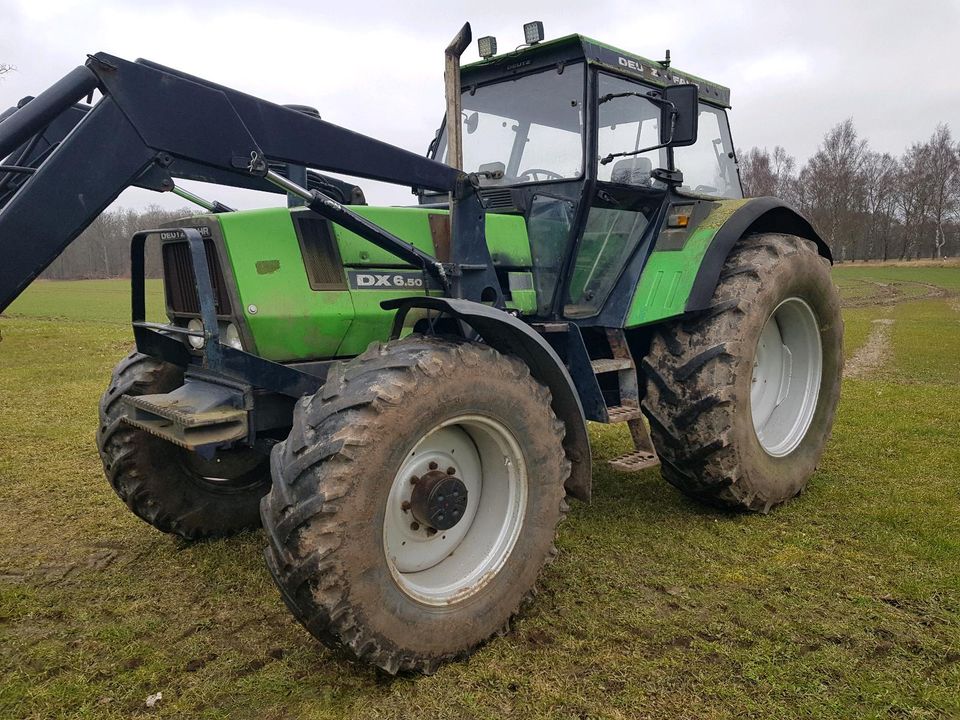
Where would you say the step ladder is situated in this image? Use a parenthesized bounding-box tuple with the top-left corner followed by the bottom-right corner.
(591, 329, 660, 474)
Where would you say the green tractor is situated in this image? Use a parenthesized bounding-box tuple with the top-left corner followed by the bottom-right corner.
(0, 22, 842, 673)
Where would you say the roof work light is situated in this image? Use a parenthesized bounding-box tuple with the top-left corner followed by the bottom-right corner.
(523, 21, 545, 45)
(478, 35, 497, 58)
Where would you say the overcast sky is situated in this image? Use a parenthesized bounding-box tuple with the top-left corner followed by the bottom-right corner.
(2, 0, 958, 211)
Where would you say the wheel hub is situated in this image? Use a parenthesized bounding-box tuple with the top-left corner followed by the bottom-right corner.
(383, 417, 528, 605)
(750, 297, 823, 456)
(410, 470, 468, 530)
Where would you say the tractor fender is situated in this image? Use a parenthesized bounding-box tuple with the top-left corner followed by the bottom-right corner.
(382, 296, 593, 503)
(685, 196, 831, 313)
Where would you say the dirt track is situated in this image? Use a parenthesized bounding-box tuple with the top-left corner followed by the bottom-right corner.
(844, 317, 894, 378)
(840, 279, 949, 308)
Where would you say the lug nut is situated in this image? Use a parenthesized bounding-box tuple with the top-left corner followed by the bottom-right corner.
(446, 466, 456, 475)
(401, 501, 411, 512)
(410, 521, 420, 531)
(410, 475, 420, 485)
(428, 461, 438, 470)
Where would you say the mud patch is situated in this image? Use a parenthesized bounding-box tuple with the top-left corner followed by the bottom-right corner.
(845, 318, 894, 379)
(841, 280, 948, 308)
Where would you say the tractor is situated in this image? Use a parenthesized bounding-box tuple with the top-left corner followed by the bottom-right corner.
(0, 22, 842, 674)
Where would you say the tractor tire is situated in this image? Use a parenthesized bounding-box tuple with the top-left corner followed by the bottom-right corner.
(97, 352, 271, 539)
(641, 233, 843, 511)
(262, 336, 569, 674)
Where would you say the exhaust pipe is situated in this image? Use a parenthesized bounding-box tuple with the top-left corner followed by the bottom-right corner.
(443, 23, 472, 171)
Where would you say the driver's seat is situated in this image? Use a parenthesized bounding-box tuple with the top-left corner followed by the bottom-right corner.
(610, 157, 653, 186)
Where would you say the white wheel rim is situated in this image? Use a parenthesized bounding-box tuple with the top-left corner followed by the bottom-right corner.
(751, 297, 823, 457)
(383, 415, 527, 606)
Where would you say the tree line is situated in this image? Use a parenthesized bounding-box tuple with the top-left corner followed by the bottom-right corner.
(41, 206, 194, 280)
(738, 121, 960, 261)
(25, 120, 960, 280)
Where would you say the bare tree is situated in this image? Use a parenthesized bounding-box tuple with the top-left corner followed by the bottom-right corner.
(737, 146, 797, 201)
(925, 124, 960, 259)
(0, 64, 14, 78)
(861, 151, 899, 261)
(896, 141, 934, 260)
(796, 119, 869, 261)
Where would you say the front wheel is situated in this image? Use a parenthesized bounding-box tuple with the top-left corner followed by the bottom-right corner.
(97, 352, 271, 539)
(642, 233, 843, 511)
(261, 336, 570, 674)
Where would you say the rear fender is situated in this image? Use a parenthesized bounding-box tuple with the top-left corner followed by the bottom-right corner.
(686, 197, 831, 312)
(382, 296, 592, 502)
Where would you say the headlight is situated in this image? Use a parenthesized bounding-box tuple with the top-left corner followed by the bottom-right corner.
(187, 318, 205, 349)
(222, 323, 243, 350)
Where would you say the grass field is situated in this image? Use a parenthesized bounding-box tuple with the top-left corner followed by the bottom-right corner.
(1, 265, 959, 719)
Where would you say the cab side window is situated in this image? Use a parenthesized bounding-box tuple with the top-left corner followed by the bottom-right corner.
(673, 105, 742, 198)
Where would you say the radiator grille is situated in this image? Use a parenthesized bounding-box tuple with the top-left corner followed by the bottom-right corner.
(294, 216, 346, 290)
(162, 240, 233, 316)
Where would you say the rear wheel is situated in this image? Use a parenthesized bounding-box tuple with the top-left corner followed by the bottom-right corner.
(262, 336, 569, 674)
(641, 233, 843, 511)
(97, 352, 271, 539)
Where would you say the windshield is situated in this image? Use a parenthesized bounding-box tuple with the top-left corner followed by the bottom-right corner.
(436, 64, 585, 184)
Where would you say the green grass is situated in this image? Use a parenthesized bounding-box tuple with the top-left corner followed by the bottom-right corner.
(891, 299, 960, 384)
(3, 279, 165, 325)
(1, 266, 959, 719)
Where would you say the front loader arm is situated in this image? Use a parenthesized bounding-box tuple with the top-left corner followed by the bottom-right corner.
(0, 52, 486, 313)
(0, 95, 155, 312)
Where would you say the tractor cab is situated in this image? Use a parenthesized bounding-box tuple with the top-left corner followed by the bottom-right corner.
(426, 32, 741, 321)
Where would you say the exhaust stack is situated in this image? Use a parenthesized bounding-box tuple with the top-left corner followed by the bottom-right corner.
(443, 23, 472, 171)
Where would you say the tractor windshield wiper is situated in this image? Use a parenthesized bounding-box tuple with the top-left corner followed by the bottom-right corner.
(598, 90, 679, 165)
(598, 90, 661, 164)
(600, 143, 664, 166)
(598, 90, 656, 105)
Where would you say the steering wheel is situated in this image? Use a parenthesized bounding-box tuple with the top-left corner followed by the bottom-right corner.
(518, 168, 564, 182)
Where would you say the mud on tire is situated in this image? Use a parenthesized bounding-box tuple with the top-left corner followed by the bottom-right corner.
(641, 233, 843, 511)
(261, 335, 570, 674)
(97, 352, 271, 539)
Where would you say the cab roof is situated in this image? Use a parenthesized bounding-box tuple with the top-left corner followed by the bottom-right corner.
(462, 33, 731, 108)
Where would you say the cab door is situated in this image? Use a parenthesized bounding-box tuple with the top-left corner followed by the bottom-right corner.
(564, 72, 668, 319)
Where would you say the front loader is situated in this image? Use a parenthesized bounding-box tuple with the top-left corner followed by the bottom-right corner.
(0, 23, 842, 674)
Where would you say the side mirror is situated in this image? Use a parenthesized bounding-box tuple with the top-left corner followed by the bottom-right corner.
(659, 84, 698, 147)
